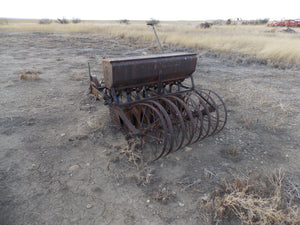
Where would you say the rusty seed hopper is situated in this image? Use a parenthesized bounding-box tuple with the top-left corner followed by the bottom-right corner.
(89, 52, 227, 160)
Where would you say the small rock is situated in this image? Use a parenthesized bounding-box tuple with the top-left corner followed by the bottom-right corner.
(86, 204, 93, 209)
(220, 162, 229, 167)
(200, 194, 210, 203)
(76, 135, 89, 140)
(91, 186, 102, 193)
(69, 134, 88, 141)
(61, 133, 65, 137)
(69, 165, 80, 171)
(185, 147, 192, 152)
(178, 202, 184, 207)
(146, 199, 150, 203)
(86, 162, 90, 167)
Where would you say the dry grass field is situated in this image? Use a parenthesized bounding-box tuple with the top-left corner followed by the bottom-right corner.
(0, 19, 299, 225)
(1, 19, 300, 66)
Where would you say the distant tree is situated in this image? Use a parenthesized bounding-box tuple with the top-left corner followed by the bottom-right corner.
(120, 19, 130, 24)
(146, 18, 160, 26)
(259, 18, 270, 24)
(57, 17, 69, 24)
(198, 22, 212, 29)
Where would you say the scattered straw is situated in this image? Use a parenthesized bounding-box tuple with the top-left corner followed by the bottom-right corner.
(119, 138, 142, 169)
(201, 169, 300, 224)
(153, 186, 176, 204)
(20, 69, 41, 80)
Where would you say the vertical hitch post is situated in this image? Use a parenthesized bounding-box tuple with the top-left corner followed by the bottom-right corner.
(147, 22, 164, 53)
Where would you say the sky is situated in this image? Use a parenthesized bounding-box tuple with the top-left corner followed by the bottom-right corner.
(1, 0, 299, 21)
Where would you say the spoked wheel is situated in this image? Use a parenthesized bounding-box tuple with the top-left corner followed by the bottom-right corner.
(110, 106, 131, 133)
(157, 97, 186, 152)
(146, 100, 174, 156)
(200, 89, 227, 134)
(194, 90, 219, 136)
(181, 91, 211, 140)
(110, 105, 144, 141)
(165, 95, 195, 148)
(178, 92, 205, 143)
(134, 103, 169, 161)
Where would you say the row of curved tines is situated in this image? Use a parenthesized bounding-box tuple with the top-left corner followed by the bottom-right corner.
(116, 88, 227, 160)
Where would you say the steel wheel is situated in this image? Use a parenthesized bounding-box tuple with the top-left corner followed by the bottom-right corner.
(158, 97, 186, 152)
(146, 100, 174, 156)
(201, 89, 227, 134)
(179, 92, 206, 143)
(166, 95, 195, 148)
(134, 103, 169, 161)
(194, 90, 219, 136)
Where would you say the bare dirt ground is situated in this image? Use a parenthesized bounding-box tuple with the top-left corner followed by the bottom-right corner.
(0, 32, 299, 225)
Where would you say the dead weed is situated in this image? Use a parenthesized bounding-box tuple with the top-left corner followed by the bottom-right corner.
(20, 69, 41, 80)
(136, 167, 155, 186)
(153, 186, 176, 205)
(200, 168, 300, 224)
(119, 138, 142, 169)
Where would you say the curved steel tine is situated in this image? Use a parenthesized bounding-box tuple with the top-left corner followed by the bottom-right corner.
(165, 95, 195, 147)
(194, 90, 219, 136)
(146, 100, 174, 156)
(200, 89, 227, 134)
(183, 91, 212, 140)
(136, 103, 169, 161)
(158, 96, 186, 152)
(178, 92, 204, 144)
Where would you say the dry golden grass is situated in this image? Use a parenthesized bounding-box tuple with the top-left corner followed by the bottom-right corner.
(201, 169, 300, 224)
(1, 20, 300, 65)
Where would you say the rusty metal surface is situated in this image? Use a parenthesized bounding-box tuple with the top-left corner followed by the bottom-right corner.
(90, 52, 227, 161)
(103, 52, 197, 90)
